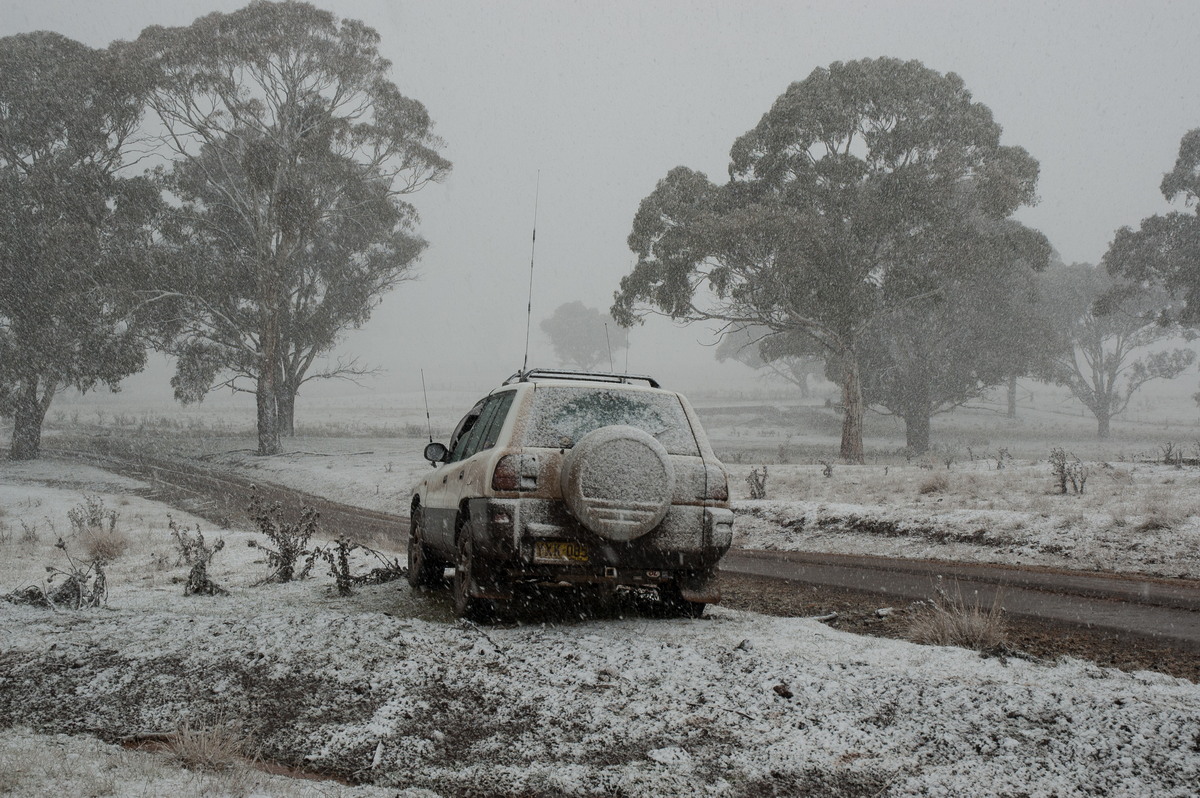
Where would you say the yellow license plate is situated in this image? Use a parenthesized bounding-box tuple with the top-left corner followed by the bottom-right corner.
(534, 540, 589, 563)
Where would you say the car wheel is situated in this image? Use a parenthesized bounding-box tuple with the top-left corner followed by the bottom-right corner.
(407, 508, 442, 589)
(660, 582, 707, 618)
(453, 530, 490, 620)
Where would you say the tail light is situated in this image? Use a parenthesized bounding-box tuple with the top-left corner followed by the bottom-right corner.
(492, 454, 538, 491)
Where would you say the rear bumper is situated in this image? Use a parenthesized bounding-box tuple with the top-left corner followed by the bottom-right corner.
(466, 497, 732, 590)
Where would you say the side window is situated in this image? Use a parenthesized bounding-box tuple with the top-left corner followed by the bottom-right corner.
(477, 392, 515, 452)
(451, 393, 507, 462)
(447, 399, 486, 461)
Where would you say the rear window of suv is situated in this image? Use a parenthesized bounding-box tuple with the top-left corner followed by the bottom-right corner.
(520, 386, 700, 456)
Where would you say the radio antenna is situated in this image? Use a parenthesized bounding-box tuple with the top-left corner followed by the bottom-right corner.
(420, 369, 433, 444)
(605, 323, 615, 372)
(521, 172, 541, 375)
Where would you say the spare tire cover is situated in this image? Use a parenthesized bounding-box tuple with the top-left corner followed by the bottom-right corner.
(559, 425, 675, 541)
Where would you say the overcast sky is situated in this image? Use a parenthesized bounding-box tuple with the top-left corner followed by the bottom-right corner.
(4, 0, 1200, 400)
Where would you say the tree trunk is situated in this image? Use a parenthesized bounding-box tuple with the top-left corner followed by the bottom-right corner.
(1096, 411, 1111, 439)
(904, 408, 931, 455)
(276, 387, 296, 437)
(839, 356, 865, 464)
(255, 245, 285, 456)
(9, 376, 56, 461)
(1006, 374, 1018, 419)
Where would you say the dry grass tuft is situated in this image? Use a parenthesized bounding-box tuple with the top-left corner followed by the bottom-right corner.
(918, 473, 949, 494)
(165, 716, 251, 772)
(83, 526, 131, 563)
(906, 578, 1008, 652)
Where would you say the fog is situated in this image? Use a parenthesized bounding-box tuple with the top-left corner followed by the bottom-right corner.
(4, 0, 1200, 402)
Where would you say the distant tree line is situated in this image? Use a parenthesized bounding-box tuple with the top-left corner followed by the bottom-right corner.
(612, 56, 1200, 456)
(0, 2, 449, 459)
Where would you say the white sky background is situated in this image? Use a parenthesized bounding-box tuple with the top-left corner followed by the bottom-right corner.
(4, 0, 1200, 400)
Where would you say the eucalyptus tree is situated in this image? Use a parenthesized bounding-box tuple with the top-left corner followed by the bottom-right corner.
(540, 301, 629, 372)
(1104, 128, 1200, 322)
(1039, 262, 1194, 438)
(0, 32, 157, 459)
(156, 134, 426, 437)
(614, 57, 1041, 462)
(854, 215, 1051, 453)
(127, 1, 449, 453)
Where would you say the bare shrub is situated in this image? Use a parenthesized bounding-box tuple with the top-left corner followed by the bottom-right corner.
(1160, 441, 1184, 468)
(67, 494, 118, 536)
(19, 519, 39, 544)
(746, 466, 768, 499)
(6, 539, 107, 610)
(918, 473, 949, 495)
(307, 536, 406, 597)
(165, 716, 250, 772)
(313, 536, 358, 596)
(170, 518, 228, 596)
(246, 488, 318, 583)
(991, 448, 1011, 470)
(906, 578, 1007, 652)
(1049, 448, 1088, 495)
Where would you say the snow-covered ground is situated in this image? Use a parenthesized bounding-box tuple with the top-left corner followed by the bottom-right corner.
(2, 459, 1200, 796)
(733, 499, 1200, 579)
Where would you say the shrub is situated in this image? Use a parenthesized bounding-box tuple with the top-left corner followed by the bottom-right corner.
(246, 488, 318, 584)
(67, 494, 118, 536)
(746, 466, 768, 499)
(170, 518, 227, 596)
(5, 539, 107, 610)
(315, 536, 358, 597)
(906, 578, 1007, 653)
(19, 519, 38, 544)
(308, 536, 406, 597)
(918, 473, 949, 494)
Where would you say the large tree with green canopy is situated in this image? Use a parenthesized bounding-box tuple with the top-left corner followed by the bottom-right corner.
(126, 0, 449, 454)
(613, 57, 1042, 462)
(1104, 128, 1200, 324)
(0, 32, 158, 460)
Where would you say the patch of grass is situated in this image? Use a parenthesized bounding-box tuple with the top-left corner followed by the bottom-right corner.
(165, 716, 252, 772)
(906, 578, 1008, 653)
(918, 473, 949, 494)
(83, 526, 131, 563)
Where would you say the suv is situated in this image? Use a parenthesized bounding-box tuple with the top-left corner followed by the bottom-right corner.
(408, 369, 733, 618)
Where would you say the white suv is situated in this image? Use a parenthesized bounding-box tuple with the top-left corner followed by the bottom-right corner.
(408, 369, 733, 619)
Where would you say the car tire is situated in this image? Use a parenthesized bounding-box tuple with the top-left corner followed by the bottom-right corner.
(407, 507, 442, 589)
(453, 528, 492, 621)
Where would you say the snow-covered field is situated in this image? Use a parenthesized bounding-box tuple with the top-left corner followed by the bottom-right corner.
(3, 459, 1200, 796)
(190, 442, 1200, 579)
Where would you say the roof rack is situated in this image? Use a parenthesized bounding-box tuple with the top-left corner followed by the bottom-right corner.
(503, 368, 661, 388)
